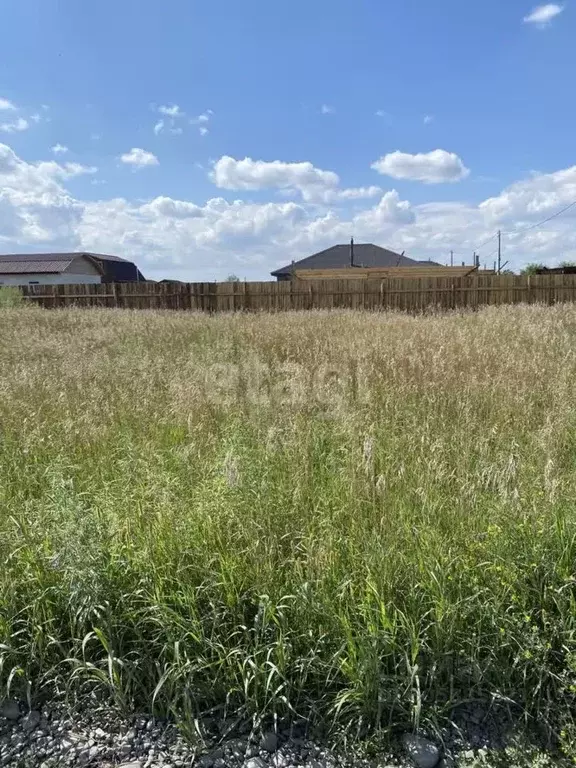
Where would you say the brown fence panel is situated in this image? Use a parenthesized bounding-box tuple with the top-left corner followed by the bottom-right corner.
(19, 274, 576, 313)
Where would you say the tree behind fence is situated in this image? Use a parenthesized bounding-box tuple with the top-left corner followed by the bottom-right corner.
(19, 274, 576, 312)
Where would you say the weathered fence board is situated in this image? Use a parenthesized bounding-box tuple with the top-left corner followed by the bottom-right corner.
(19, 275, 576, 312)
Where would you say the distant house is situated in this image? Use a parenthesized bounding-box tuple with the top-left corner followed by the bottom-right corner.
(0, 252, 145, 286)
(271, 242, 474, 281)
(534, 266, 576, 275)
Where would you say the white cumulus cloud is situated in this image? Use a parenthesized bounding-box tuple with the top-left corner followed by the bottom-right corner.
(321, 104, 335, 115)
(523, 3, 564, 25)
(120, 148, 159, 169)
(154, 105, 186, 135)
(212, 156, 382, 204)
(190, 110, 213, 136)
(372, 149, 470, 184)
(140, 196, 205, 219)
(355, 190, 415, 228)
(213, 156, 339, 192)
(0, 117, 29, 134)
(0, 98, 16, 111)
(334, 186, 383, 201)
(0, 143, 86, 245)
(4, 141, 576, 278)
(51, 144, 69, 155)
(158, 104, 182, 117)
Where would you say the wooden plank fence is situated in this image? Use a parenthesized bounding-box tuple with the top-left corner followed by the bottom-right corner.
(19, 274, 576, 312)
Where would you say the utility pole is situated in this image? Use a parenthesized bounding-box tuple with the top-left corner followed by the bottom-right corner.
(450, 250, 454, 267)
(497, 230, 502, 274)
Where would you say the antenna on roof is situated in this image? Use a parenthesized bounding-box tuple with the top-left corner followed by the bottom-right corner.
(350, 237, 355, 267)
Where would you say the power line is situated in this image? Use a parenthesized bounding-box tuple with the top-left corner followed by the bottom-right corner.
(451, 200, 576, 270)
(504, 200, 576, 236)
(473, 232, 499, 253)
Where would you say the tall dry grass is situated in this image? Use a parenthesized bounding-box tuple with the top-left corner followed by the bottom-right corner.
(1, 305, 576, 744)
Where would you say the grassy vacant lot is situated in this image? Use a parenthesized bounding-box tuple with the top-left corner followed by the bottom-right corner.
(1, 305, 576, 745)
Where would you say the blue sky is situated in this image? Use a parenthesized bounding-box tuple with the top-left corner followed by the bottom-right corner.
(1, 0, 575, 279)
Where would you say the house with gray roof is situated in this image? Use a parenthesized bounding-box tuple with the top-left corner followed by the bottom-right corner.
(0, 252, 145, 286)
(271, 242, 440, 280)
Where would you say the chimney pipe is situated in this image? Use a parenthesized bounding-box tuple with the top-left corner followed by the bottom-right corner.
(350, 237, 354, 267)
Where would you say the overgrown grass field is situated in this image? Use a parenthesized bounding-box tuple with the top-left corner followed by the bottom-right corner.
(1, 305, 576, 743)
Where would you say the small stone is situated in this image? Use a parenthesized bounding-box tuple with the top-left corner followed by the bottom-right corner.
(59, 737, 76, 752)
(463, 751, 475, 761)
(246, 759, 267, 768)
(22, 709, 42, 732)
(94, 727, 107, 739)
(77, 748, 92, 765)
(118, 763, 141, 768)
(0, 700, 20, 721)
(402, 734, 440, 768)
(260, 732, 278, 752)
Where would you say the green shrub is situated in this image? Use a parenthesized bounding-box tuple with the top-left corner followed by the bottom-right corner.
(0, 285, 25, 308)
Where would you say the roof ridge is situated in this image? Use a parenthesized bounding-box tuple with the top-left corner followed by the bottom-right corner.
(0, 251, 129, 263)
(271, 242, 414, 276)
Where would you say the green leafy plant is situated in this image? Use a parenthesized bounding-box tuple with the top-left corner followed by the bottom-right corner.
(520, 263, 545, 275)
(0, 286, 24, 308)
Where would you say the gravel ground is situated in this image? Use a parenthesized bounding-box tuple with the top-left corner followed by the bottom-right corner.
(0, 698, 567, 768)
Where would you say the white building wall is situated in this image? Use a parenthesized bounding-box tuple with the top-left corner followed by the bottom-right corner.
(0, 273, 102, 286)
